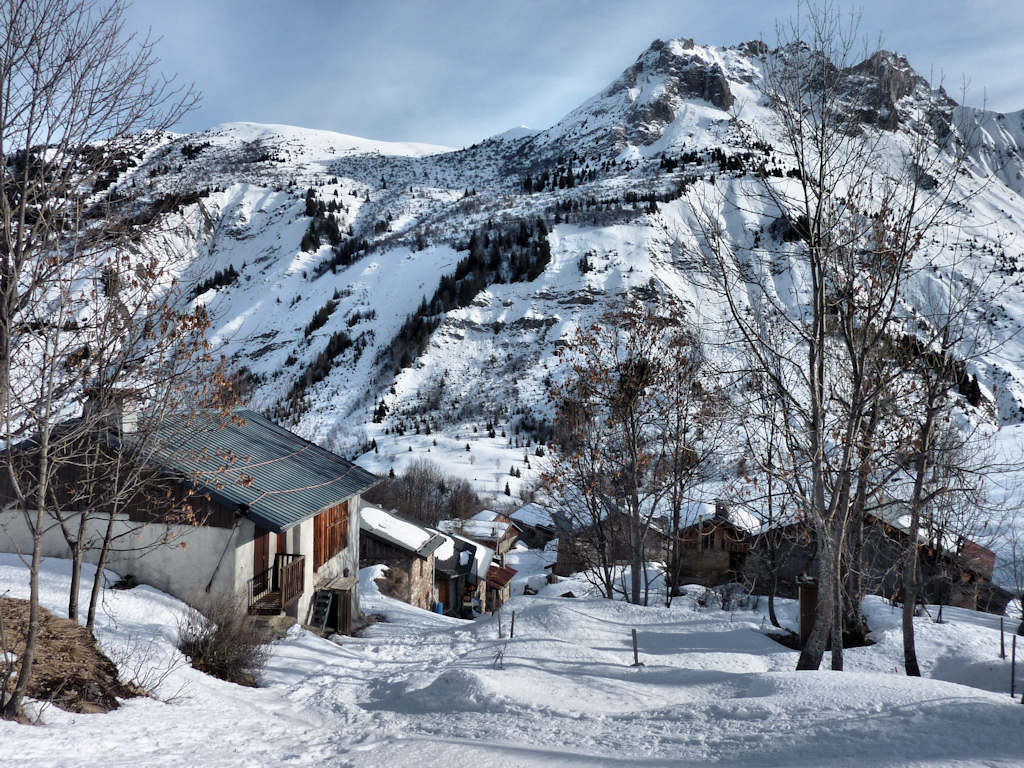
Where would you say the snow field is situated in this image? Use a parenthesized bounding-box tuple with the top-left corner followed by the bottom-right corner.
(4, 551, 1024, 766)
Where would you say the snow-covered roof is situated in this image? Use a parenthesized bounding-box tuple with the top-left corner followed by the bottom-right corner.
(470, 510, 500, 523)
(437, 518, 512, 542)
(510, 503, 555, 529)
(360, 505, 442, 557)
(427, 529, 455, 563)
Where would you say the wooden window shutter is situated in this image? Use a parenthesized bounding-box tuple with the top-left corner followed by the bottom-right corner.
(313, 501, 351, 571)
(313, 511, 323, 570)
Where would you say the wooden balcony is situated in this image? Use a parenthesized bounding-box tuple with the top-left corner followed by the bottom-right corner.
(248, 553, 305, 615)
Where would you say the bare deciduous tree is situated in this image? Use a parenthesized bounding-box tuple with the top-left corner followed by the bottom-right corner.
(690, 3, 988, 671)
(546, 298, 715, 604)
(0, 0, 197, 719)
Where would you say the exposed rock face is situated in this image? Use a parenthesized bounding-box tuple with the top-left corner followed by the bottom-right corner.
(738, 39, 769, 57)
(601, 39, 734, 146)
(619, 39, 735, 111)
(845, 50, 953, 130)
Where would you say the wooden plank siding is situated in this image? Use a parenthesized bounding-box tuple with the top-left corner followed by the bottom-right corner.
(313, 500, 350, 571)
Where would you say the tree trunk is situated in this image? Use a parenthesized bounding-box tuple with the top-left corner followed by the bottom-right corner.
(68, 544, 82, 622)
(2, 506, 44, 719)
(842, 510, 868, 645)
(67, 509, 89, 623)
(903, 407, 936, 677)
(768, 571, 780, 628)
(831, 552, 844, 670)
(797, 530, 833, 670)
(902, 538, 922, 676)
(629, 504, 643, 605)
(629, 544, 643, 604)
(87, 510, 118, 632)
(902, 473, 927, 677)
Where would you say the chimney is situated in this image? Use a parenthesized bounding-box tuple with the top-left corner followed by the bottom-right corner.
(713, 499, 729, 521)
(83, 388, 139, 434)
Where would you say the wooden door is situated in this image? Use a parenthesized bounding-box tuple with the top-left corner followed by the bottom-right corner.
(339, 589, 352, 635)
(436, 579, 449, 612)
(254, 526, 270, 576)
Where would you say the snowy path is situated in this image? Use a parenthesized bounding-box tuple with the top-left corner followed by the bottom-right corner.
(3, 554, 1024, 767)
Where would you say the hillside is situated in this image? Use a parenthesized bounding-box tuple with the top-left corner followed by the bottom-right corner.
(104, 39, 1024, 495)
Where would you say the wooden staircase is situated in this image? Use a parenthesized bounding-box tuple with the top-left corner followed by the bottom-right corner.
(247, 553, 305, 615)
(249, 590, 284, 615)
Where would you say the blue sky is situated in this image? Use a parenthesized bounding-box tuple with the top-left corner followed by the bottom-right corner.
(125, 0, 1024, 147)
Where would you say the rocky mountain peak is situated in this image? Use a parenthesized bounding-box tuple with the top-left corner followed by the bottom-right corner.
(844, 49, 951, 129)
(607, 37, 735, 113)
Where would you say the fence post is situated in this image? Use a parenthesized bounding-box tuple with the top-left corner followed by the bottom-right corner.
(510, 610, 515, 639)
(1012, 635, 1017, 698)
(1001, 617, 1007, 659)
(631, 628, 643, 667)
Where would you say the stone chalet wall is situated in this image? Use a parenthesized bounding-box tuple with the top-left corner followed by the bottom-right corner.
(360, 536, 435, 611)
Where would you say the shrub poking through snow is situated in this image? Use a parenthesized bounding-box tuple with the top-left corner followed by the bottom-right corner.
(177, 594, 269, 686)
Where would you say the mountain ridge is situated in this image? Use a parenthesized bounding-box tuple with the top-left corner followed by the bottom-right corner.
(107, 37, 1024, 476)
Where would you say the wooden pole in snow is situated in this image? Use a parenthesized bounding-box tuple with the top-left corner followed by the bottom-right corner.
(510, 610, 515, 639)
(1001, 618, 1007, 659)
(631, 628, 644, 667)
(1012, 635, 1017, 698)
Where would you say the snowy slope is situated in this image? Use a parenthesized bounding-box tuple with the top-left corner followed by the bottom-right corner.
(4, 554, 1024, 767)
(73, 38, 1024, 529)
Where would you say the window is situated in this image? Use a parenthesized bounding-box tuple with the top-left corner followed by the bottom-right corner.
(313, 500, 349, 570)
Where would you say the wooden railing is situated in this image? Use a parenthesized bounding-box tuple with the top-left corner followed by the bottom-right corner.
(277, 553, 305, 609)
(247, 553, 305, 614)
(247, 565, 274, 613)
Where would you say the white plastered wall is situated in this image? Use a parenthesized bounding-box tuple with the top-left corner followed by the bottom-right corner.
(0, 509, 239, 608)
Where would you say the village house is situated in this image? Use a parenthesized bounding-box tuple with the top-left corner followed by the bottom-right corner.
(508, 503, 557, 549)
(437, 511, 519, 563)
(548, 493, 1009, 615)
(552, 510, 668, 577)
(674, 507, 751, 586)
(359, 505, 444, 611)
(428, 528, 494, 616)
(0, 407, 380, 634)
(744, 510, 1012, 614)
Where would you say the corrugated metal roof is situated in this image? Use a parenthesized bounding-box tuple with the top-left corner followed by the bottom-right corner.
(127, 409, 380, 533)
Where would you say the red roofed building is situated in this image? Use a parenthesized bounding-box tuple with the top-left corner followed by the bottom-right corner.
(485, 563, 518, 612)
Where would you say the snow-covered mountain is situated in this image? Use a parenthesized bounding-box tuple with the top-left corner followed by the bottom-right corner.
(113, 38, 1024, 470)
